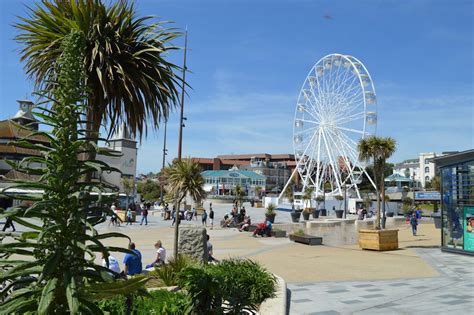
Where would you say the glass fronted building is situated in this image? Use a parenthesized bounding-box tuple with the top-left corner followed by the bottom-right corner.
(202, 167, 266, 196)
(433, 150, 474, 255)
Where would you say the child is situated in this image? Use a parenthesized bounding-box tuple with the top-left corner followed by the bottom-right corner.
(410, 213, 418, 236)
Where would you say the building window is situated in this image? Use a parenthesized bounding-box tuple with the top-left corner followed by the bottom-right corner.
(425, 176, 430, 181)
(425, 166, 429, 173)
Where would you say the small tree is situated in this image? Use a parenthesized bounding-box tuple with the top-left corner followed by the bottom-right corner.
(283, 184, 295, 211)
(302, 186, 314, 209)
(234, 185, 245, 209)
(335, 195, 344, 209)
(0, 31, 145, 314)
(315, 196, 324, 210)
(121, 177, 135, 209)
(164, 159, 206, 259)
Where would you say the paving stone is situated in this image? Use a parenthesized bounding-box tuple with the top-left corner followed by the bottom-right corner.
(389, 282, 408, 286)
(352, 284, 374, 288)
(374, 302, 398, 308)
(292, 288, 309, 292)
(308, 311, 341, 315)
(361, 293, 385, 298)
(326, 289, 349, 293)
(296, 283, 316, 287)
(365, 288, 381, 292)
(341, 300, 361, 304)
(293, 298, 312, 303)
(441, 299, 471, 305)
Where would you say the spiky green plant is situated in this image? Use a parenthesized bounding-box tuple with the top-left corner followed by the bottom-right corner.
(0, 30, 147, 314)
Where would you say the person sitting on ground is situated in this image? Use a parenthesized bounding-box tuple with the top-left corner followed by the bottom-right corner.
(123, 242, 142, 276)
(146, 240, 166, 269)
(238, 216, 252, 232)
(253, 220, 273, 237)
(102, 251, 121, 274)
(222, 213, 232, 227)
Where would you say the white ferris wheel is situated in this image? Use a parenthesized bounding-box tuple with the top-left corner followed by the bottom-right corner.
(281, 53, 377, 199)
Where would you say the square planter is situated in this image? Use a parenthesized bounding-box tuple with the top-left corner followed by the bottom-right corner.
(271, 230, 287, 238)
(358, 229, 398, 251)
(289, 234, 323, 246)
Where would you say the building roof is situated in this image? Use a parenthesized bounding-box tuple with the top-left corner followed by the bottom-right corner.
(431, 149, 474, 167)
(201, 169, 266, 180)
(385, 173, 413, 182)
(0, 120, 47, 142)
(216, 153, 294, 160)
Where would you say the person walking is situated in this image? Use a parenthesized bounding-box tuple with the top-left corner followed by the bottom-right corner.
(202, 209, 208, 226)
(410, 213, 418, 236)
(140, 205, 148, 225)
(209, 207, 214, 230)
(126, 207, 133, 225)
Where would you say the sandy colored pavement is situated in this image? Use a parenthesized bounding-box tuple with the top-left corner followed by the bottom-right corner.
(97, 217, 441, 283)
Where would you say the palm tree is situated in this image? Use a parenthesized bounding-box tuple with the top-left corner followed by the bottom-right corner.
(15, 0, 181, 144)
(358, 136, 396, 229)
(234, 184, 245, 209)
(164, 158, 206, 259)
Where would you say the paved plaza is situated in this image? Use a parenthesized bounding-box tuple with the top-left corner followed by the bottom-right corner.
(288, 249, 474, 314)
(91, 201, 474, 314)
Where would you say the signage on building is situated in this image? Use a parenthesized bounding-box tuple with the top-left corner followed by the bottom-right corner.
(464, 206, 474, 252)
(229, 173, 239, 177)
(414, 191, 441, 200)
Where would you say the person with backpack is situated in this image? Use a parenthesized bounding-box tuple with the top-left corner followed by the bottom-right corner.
(202, 209, 208, 226)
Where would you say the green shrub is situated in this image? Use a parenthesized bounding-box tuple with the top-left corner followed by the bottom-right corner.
(98, 290, 192, 315)
(149, 254, 197, 286)
(178, 259, 276, 314)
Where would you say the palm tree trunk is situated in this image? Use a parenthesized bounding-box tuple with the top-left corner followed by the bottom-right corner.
(381, 160, 386, 229)
(373, 154, 381, 230)
(174, 199, 181, 260)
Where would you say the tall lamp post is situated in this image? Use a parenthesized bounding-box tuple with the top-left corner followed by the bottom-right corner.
(412, 171, 416, 209)
(159, 119, 168, 205)
(174, 28, 188, 259)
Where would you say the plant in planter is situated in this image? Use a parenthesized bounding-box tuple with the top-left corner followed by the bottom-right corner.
(302, 187, 314, 220)
(358, 136, 398, 251)
(289, 229, 322, 246)
(334, 195, 344, 218)
(265, 203, 277, 223)
(316, 196, 326, 216)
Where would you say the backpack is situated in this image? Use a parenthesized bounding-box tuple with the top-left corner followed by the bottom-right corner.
(202, 212, 208, 220)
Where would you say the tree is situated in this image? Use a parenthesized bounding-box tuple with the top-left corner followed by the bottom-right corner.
(255, 186, 263, 199)
(121, 177, 135, 209)
(163, 159, 206, 259)
(430, 175, 441, 192)
(15, 0, 182, 145)
(358, 136, 397, 229)
(137, 179, 161, 201)
(283, 184, 295, 211)
(0, 31, 145, 314)
(302, 186, 314, 209)
(234, 185, 245, 209)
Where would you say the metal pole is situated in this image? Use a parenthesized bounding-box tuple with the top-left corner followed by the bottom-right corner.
(175, 28, 188, 260)
(160, 119, 168, 204)
(344, 184, 347, 219)
(412, 172, 416, 209)
(177, 28, 188, 161)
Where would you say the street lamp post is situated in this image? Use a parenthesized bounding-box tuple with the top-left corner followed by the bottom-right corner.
(412, 171, 416, 209)
(174, 29, 188, 260)
(343, 184, 347, 219)
(160, 119, 168, 205)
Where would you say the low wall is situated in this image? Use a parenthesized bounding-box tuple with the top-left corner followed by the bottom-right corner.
(273, 216, 408, 246)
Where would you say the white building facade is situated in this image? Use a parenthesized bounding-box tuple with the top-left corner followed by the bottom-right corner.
(393, 152, 456, 188)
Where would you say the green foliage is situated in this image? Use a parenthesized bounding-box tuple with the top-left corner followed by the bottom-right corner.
(0, 31, 143, 314)
(164, 159, 206, 205)
(294, 229, 305, 236)
(98, 290, 192, 315)
(137, 180, 162, 201)
(149, 255, 197, 286)
(15, 0, 182, 141)
(266, 203, 276, 215)
(178, 259, 276, 314)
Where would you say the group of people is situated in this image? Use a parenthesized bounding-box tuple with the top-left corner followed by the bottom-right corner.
(170, 203, 215, 230)
(108, 201, 152, 227)
(102, 235, 217, 276)
(222, 206, 247, 228)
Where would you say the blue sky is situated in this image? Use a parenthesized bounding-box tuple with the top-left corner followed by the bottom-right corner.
(0, 0, 473, 174)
